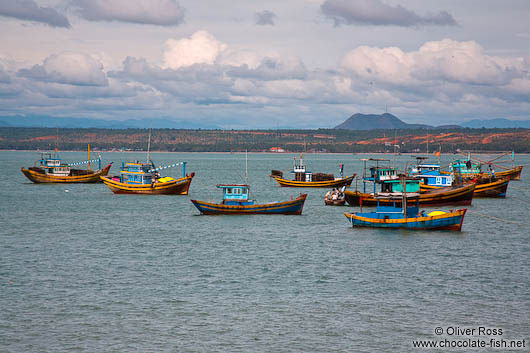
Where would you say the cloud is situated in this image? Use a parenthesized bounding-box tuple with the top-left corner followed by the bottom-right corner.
(321, 0, 457, 27)
(227, 56, 307, 81)
(340, 39, 520, 87)
(255, 10, 276, 26)
(17, 52, 108, 86)
(0, 0, 71, 28)
(70, 0, 185, 26)
(163, 31, 227, 69)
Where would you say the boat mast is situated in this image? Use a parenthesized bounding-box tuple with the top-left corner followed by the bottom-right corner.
(146, 128, 152, 163)
(245, 149, 248, 185)
(88, 144, 91, 170)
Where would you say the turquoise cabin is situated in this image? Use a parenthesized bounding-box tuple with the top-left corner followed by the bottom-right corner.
(217, 184, 254, 205)
(380, 178, 420, 193)
(118, 161, 186, 184)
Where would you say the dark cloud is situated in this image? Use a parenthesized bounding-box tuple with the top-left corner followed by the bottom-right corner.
(70, 0, 185, 26)
(0, 0, 71, 28)
(255, 10, 276, 26)
(321, 0, 457, 27)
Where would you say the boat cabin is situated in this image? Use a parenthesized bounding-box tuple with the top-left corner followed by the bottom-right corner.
(38, 152, 71, 176)
(450, 159, 481, 178)
(407, 163, 453, 187)
(217, 184, 254, 205)
(368, 167, 398, 182)
(119, 162, 155, 184)
(380, 178, 421, 193)
(362, 194, 421, 220)
(291, 156, 312, 182)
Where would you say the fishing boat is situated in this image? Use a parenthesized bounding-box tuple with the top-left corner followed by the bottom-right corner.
(344, 159, 474, 207)
(450, 154, 523, 181)
(270, 154, 355, 188)
(101, 161, 193, 195)
(420, 175, 510, 198)
(190, 184, 307, 215)
(344, 193, 467, 231)
(407, 156, 453, 188)
(21, 146, 111, 183)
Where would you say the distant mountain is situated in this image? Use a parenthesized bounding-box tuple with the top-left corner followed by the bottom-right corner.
(0, 115, 220, 129)
(334, 113, 434, 130)
(460, 118, 530, 129)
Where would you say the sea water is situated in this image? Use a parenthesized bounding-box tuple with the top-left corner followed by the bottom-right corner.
(1, 151, 529, 352)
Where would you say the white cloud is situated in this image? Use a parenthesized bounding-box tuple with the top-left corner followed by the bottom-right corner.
(0, 0, 70, 28)
(341, 39, 523, 87)
(17, 52, 108, 86)
(70, 0, 185, 26)
(163, 31, 227, 69)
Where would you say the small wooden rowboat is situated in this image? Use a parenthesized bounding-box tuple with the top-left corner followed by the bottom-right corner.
(191, 184, 307, 215)
(344, 193, 467, 231)
(344, 182, 475, 207)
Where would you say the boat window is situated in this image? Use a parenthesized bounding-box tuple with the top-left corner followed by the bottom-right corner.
(234, 188, 241, 195)
(226, 188, 232, 194)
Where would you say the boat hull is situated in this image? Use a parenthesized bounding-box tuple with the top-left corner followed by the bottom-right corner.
(344, 183, 475, 207)
(344, 209, 467, 231)
(21, 164, 111, 183)
(492, 166, 522, 180)
(473, 178, 510, 197)
(325, 198, 345, 206)
(272, 175, 355, 188)
(421, 178, 510, 198)
(101, 175, 193, 195)
(190, 194, 307, 215)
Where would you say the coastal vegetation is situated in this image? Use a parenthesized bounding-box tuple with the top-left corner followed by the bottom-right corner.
(1, 127, 529, 153)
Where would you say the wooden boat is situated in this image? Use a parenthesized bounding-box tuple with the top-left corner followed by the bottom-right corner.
(491, 166, 522, 180)
(101, 161, 194, 195)
(421, 177, 509, 198)
(344, 183, 475, 207)
(190, 184, 307, 215)
(21, 148, 111, 183)
(346, 159, 475, 207)
(344, 194, 467, 231)
(324, 187, 346, 206)
(270, 154, 355, 187)
(451, 157, 523, 180)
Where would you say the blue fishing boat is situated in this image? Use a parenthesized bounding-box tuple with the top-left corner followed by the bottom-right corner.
(190, 184, 307, 215)
(344, 179, 467, 231)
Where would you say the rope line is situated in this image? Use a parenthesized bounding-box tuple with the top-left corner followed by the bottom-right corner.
(467, 209, 530, 230)
(68, 158, 101, 166)
(148, 162, 184, 172)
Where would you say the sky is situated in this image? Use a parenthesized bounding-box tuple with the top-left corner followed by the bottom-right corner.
(0, 0, 529, 129)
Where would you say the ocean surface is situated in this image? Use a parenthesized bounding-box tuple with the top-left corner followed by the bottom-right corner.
(1, 151, 529, 352)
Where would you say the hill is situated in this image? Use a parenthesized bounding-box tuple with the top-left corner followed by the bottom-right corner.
(334, 113, 435, 130)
